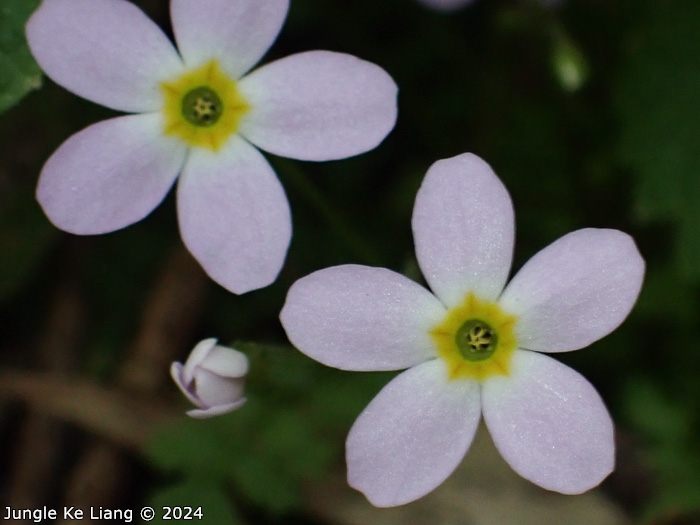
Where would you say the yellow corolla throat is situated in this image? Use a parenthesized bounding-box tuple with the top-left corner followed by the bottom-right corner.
(430, 293, 517, 381)
(160, 60, 250, 152)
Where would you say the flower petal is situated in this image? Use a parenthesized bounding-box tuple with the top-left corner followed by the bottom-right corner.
(26, 0, 183, 112)
(482, 350, 615, 494)
(192, 368, 245, 408)
(177, 136, 291, 294)
(238, 51, 398, 161)
(170, 362, 204, 407)
(412, 153, 515, 308)
(499, 228, 645, 352)
(171, 0, 289, 78)
(346, 359, 481, 507)
(200, 345, 249, 378)
(415, 0, 476, 11)
(37, 114, 186, 235)
(183, 338, 217, 384)
(280, 265, 446, 371)
(186, 398, 246, 419)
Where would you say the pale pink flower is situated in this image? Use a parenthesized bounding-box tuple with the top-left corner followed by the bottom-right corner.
(281, 153, 644, 507)
(171, 338, 248, 418)
(415, 0, 477, 11)
(416, 0, 561, 12)
(27, 0, 398, 294)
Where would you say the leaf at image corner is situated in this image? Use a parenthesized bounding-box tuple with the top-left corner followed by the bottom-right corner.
(0, 0, 43, 114)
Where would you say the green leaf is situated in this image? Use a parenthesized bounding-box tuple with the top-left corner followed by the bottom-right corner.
(147, 476, 244, 525)
(617, 0, 700, 280)
(146, 418, 233, 476)
(147, 397, 334, 515)
(0, 0, 43, 114)
(622, 378, 700, 520)
(643, 483, 700, 523)
(227, 449, 301, 515)
(622, 378, 690, 446)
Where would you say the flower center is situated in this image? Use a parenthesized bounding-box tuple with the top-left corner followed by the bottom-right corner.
(430, 293, 517, 381)
(182, 87, 223, 127)
(455, 319, 497, 361)
(161, 60, 250, 152)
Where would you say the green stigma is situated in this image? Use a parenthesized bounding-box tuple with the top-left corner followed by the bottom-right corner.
(454, 319, 497, 361)
(181, 86, 223, 127)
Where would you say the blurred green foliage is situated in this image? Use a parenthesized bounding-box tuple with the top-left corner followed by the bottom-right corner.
(0, 0, 42, 114)
(623, 378, 700, 522)
(618, 0, 700, 282)
(2, 0, 700, 523)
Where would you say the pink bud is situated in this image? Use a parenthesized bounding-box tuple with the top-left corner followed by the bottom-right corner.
(171, 338, 249, 418)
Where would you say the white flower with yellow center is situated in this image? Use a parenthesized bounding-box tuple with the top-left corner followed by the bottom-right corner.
(26, 0, 398, 294)
(280, 153, 645, 507)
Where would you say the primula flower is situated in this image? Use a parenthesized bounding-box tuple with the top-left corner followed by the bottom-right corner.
(26, 0, 398, 294)
(415, 0, 477, 11)
(280, 153, 644, 507)
(171, 338, 248, 418)
(415, 0, 560, 12)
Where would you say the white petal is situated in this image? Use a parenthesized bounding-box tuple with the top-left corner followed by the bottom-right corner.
(280, 265, 446, 371)
(171, 0, 289, 78)
(170, 362, 204, 407)
(37, 114, 186, 235)
(183, 338, 217, 384)
(499, 229, 645, 352)
(200, 345, 249, 378)
(186, 398, 246, 419)
(26, 0, 183, 112)
(347, 359, 481, 507)
(192, 368, 245, 408)
(412, 153, 515, 308)
(482, 350, 615, 494)
(238, 51, 398, 161)
(177, 136, 291, 294)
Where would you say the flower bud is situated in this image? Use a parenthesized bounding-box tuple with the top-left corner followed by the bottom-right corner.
(170, 338, 249, 418)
